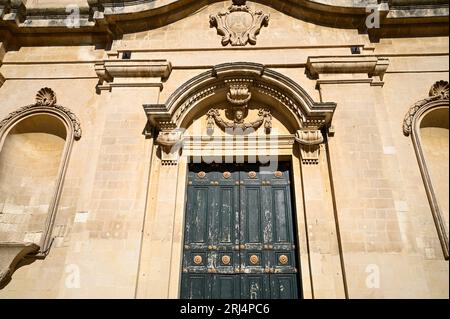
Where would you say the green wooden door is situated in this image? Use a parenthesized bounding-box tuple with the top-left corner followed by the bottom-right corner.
(181, 163, 299, 299)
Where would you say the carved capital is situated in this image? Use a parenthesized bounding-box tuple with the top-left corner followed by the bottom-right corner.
(295, 129, 324, 165)
(210, 0, 270, 46)
(156, 122, 184, 165)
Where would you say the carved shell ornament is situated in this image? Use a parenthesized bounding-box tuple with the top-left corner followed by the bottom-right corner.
(429, 80, 449, 100)
(210, 0, 270, 47)
(36, 87, 57, 106)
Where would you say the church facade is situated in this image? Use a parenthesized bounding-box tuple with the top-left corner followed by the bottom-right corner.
(0, 0, 448, 299)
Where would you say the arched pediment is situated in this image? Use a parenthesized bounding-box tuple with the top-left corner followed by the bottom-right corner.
(144, 62, 336, 132)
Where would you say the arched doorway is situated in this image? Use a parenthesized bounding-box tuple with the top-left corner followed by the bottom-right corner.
(141, 63, 337, 299)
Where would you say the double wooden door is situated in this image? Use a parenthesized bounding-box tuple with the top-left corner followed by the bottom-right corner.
(181, 163, 300, 299)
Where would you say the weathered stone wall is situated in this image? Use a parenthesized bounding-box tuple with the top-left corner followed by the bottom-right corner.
(0, 1, 448, 299)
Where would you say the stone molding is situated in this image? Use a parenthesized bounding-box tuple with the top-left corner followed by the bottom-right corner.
(95, 56, 172, 92)
(307, 56, 390, 87)
(144, 62, 336, 165)
(0, 242, 40, 289)
(403, 80, 449, 260)
(0, 0, 447, 45)
(0, 72, 4, 88)
(144, 62, 336, 131)
(0, 87, 82, 140)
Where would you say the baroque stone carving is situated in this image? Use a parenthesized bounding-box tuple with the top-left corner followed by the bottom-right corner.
(210, 0, 270, 47)
(403, 81, 449, 136)
(35, 87, 57, 106)
(295, 130, 324, 165)
(0, 88, 82, 140)
(206, 83, 272, 135)
(156, 122, 184, 165)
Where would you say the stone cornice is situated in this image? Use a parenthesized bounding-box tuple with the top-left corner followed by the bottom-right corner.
(95, 55, 172, 92)
(306, 55, 390, 87)
(0, 0, 447, 46)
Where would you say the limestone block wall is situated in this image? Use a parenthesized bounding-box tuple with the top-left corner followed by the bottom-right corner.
(0, 1, 448, 299)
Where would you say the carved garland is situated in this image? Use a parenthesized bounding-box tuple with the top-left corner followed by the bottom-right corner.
(0, 88, 82, 140)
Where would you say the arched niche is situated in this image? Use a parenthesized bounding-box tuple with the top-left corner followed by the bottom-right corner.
(0, 88, 82, 288)
(404, 80, 449, 260)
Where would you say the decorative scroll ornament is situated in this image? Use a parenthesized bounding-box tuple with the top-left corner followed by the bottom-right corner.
(0, 88, 82, 140)
(207, 83, 272, 135)
(156, 122, 184, 165)
(210, 0, 270, 47)
(295, 129, 324, 165)
(403, 81, 449, 136)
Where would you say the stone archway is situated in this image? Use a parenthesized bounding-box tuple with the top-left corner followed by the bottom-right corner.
(137, 63, 340, 299)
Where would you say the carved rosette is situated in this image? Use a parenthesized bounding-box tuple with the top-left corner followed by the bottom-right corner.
(0, 88, 82, 140)
(403, 81, 449, 136)
(156, 122, 184, 165)
(295, 129, 324, 165)
(210, 0, 270, 47)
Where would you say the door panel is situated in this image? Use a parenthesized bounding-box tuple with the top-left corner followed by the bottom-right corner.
(182, 163, 299, 299)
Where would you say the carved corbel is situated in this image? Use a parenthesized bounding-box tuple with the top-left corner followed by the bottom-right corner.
(156, 122, 184, 165)
(0, 242, 39, 289)
(295, 129, 324, 165)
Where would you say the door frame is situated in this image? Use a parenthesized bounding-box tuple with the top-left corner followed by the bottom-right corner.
(166, 152, 312, 299)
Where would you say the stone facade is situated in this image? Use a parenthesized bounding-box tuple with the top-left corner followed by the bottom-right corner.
(0, 0, 448, 298)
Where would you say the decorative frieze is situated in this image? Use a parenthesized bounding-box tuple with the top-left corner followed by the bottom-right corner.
(295, 129, 324, 165)
(210, 0, 270, 46)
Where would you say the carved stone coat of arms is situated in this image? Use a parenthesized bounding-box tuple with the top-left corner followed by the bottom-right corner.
(210, 0, 270, 46)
